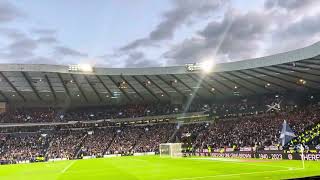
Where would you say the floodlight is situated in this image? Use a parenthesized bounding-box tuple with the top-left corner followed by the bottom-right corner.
(78, 64, 93, 72)
(68, 64, 93, 72)
(200, 60, 215, 73)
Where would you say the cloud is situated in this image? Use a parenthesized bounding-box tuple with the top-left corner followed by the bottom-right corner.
(164, 10, 271, 65)
(54, 46, 88, 57)
(98, 51, 162, 68)
(124, 51, 161, 68)
(120, 39, 154, 51)
(0, 0, 24, 23)
(120, 0, 228, 51)
(275, 14, 320, 40)
(31, 28, 57, 35)
(0, 38, 38, 59)
(9, 38, 37, 51)
(0, 1, 87, 65)
(264, 0, 320, 11)
(22, 56, 58, 64)
(31, 28, 58, 44)
(0, 28, 26, 40)
(163, 0, 320, 66)
(1, 0, 320, 68)
(266, 12, 320, 55)
(36, 36, 58, 44)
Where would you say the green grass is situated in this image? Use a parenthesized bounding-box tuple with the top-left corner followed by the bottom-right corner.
(0, 156, 320, 180)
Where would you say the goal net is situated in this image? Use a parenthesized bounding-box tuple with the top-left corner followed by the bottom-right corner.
(159, 143, 183, 157)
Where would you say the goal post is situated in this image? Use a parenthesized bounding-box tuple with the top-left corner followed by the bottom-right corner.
(159, 143, 183, 157)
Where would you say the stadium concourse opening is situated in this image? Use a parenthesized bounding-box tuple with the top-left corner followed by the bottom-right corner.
(1, 41, 320, 180)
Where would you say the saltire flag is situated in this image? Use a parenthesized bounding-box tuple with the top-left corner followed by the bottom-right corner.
(279, 120, 296, 146)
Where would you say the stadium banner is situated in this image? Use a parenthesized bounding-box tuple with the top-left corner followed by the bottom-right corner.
(83, 156, 96, 159)
(103, 154, 121, 158)
(17, 160, 30, 164)
(264, 146, 279, 151)
(225, 148, 234, 152)
(133, 152, 155, 156)
(196, 152, 320, 161)
(48, 158, 68, 162)
(240, 147, 253, 152)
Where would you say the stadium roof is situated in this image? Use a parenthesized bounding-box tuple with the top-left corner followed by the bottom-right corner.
(1, 42, 320, 107)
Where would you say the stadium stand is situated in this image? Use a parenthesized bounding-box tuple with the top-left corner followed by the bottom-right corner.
(1, 42, 320, 164)
(0, 93, 320, 164)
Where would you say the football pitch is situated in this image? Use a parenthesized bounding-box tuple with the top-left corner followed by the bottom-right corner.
(0, 156, 320, 180)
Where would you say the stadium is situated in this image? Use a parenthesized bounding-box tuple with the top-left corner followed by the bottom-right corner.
(0, 41, 320, 179)
(1, 1, 320, 180)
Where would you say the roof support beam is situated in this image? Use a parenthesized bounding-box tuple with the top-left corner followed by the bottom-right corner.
(144, 75, 171, 98)
(0, 80, 8, 102)
(171, 74, 202, 98)
(21, 72, 42, 101)
(239, 70, 288, 91)
(95, 75, 113, 97)
(0, 90, 8, 102)
(120, 75, 145, 101)
(156, 75, 187, 99)
(44, 74, 57, 102)
(210, 74, 234, 92)
(276, 64, 320, 81)
(0, 72, 26, 102)
(217, 73, 257, 94)
(299, 61, 320, 67)
(253, 68, 317, 91)
(227, 72, 273, 93)
(84, 75, 103, 102)
(132, 76, 160, 101)
(262, 67, 320, 88)
(303, 59, 320, 66)
(107, 75, 132, 101)
(57, 73, 72, 101)
(192, 74, 225, 95)
(187, 74, 217, 96)
(70, 74, 89, 103)
(252, 68, 295, 87)
(294, 62, 320, 77)
(294, 62, 320, 70)
(0, 75, 9, 102)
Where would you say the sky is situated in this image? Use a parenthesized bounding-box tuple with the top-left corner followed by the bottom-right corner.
(0, 0, 320, 68)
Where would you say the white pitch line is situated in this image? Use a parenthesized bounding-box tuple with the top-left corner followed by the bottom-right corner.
(171, 168, 304, 180)
(189, 158, 298, 170)
(61, 161, 75, 174)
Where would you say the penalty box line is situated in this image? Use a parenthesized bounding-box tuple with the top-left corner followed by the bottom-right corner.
(171, 168, 305, 180)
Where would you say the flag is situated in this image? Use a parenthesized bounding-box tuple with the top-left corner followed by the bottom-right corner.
(279, 120, 296, 146)
(266, 100, 282, 112)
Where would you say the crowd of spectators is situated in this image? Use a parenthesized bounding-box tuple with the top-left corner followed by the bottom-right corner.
(0, 93, 305, 124)
(0, 133, 48, 163)
(133, 124, 176, 153)
(107, 126, 142, 154)
(46, 130, 86, 159)
(0, 93, 319, 164)
(177, 104, 320, 152)
(81, 128, 115, 157)
(0, 108, 57, 123)
(0, 103, 201, 123)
